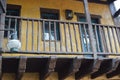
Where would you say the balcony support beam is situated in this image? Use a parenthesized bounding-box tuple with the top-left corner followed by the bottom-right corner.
(58, 57, 82, 80)
(106, 59, 120, 78)
(91, 59, 112, 79)
(91, 58, 103, 74)
(15, 56, 27, 80)
(83, 0, 97, 58)
(40, 56, 57, 80)
(0, 56, 2, 80)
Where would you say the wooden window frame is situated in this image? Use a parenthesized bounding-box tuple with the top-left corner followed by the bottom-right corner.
(40, 8, 60, 41)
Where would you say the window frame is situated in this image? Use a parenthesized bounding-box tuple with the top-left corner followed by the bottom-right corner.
(40, 8, 60, 41)
(5, 4, 21, 39)
(76, 13, 103, 52)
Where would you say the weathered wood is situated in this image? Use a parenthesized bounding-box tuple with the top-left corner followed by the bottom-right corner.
(40, 56, 57, 80)
(0, 56, 2, 80)
(0, 13, 5, 52)
(75, 58, 94, 80)
(0, 0, 6, 13)
(83, 0, 97, 58)
(91, 58, 103, 74)
(16, 56, 27, 80)
(91, 59, 112, 79)
(106, 58, 120, 78)
(58, 57, 82, 80)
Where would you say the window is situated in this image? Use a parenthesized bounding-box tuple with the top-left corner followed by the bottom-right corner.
(40, 8, 60, 41)
(77, 15, 102, 52)
(4, 4, 21, 38)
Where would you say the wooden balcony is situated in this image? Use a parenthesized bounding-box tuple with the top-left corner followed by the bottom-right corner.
(1, 15, 120, 57)
(0, 16, 120, 79)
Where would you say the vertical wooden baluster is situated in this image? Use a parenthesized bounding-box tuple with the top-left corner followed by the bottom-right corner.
(68, 23, 73, 52)
(54, 22, 57, 52)
(78, 23, 84, 52)
(32, 20, 34, 51)
(102, 26, 109, 52)
(94, 25, 100, 52)
(98, 25, 105, 52)
(49, 21, 51, 51)
(83, 24, 89, 52)
(60, 23, 62, 52)
(107, 26, 113, 53)
(19, 19, 22, 41)
(112, 27, 118, 53)
(37, 20, 41, 51)
(73, 23, 79, 52)
(14, 18, 17, 32)
(116, 27, 120, 46)
(7, 18, 11, 40)
(64, 23, 68, 52)
(26, 19, 29, 51)
(43, 21, 45, 51)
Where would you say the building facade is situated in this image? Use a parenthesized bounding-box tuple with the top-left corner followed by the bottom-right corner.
(0, 0, 120, 80)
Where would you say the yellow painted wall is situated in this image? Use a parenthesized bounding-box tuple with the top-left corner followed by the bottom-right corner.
(3, 0, 119, 80)
(7, 0, 114, 25)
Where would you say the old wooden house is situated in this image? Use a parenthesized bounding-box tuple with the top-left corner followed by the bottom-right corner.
(0, 0, 120, 80)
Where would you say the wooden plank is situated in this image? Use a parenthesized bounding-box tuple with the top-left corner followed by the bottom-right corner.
(64, 23, 68, 52)
(106, 59, 120, 78)
(83, 0, 97, 58)
(15, 56, 27, 80)
(68, 23, 73, 52)
(40, 56, 57, 80)
(58, 57, 82, 80)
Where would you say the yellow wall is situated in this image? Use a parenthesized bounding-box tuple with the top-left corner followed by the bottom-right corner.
(7, 0, 114, 25)
(3, 0, 119, 80)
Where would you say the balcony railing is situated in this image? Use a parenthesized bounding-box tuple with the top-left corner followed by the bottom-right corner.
(2, 15, 120, 57)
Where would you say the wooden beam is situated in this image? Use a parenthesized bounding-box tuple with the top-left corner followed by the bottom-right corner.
(58, 57, 82, 80)
(15, 56, 27, 80)
(75, 58, 94, 79)
(109, 2, 120, 26)
(0, 0, 6, 13)
(91, 58, 103, 74)
(91, 59, 112, 79)
(113, 9, 120, 18)
(40, 56, 57, 80)
(83, 0, 97, 58)
(0, 56, 2, 80)
(106, 58, 120, 78)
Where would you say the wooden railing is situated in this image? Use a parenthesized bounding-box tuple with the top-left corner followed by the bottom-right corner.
(2, 16, 120, 56)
